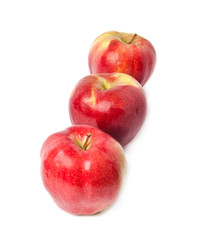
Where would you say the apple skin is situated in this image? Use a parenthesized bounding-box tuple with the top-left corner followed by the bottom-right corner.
(69, 73, 147, 146)
(41, 125, 126, 215)
(88, 31, 156, 86)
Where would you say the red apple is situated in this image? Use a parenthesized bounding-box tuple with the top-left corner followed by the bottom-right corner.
(88, 31, 156, 86)
(69, 73, 147, 146)
(41, 125, 126, 215)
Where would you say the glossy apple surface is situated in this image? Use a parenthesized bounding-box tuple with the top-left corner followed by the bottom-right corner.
(69, 73, 147, 146)
(41, 125, 126, 215)
(88, 31, 156, 86)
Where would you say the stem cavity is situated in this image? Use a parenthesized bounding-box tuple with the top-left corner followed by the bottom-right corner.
(127, 33, 137, 44)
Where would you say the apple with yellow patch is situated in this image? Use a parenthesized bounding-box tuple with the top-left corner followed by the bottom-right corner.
(88, 31, 156, 86)
(69, 73, 147, 146)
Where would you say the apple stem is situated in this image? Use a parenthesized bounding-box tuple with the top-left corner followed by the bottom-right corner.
(83, 133, 91, 150)
(127, 33, 137, 44)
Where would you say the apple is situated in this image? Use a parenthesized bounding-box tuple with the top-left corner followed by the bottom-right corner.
(88, 31, 156, 86)
(41, 125, 126, 215)
(69, 73, 147, 146)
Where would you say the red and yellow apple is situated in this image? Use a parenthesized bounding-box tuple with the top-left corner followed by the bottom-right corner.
(41, 125, 126, 215)
(88, 31, 156, 86)
(69, 73, 147, 146)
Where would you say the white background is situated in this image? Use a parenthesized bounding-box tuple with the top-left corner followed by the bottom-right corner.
(0, 0, 200, 239)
